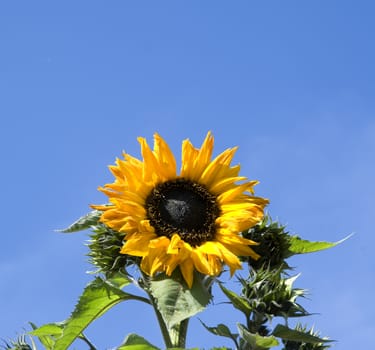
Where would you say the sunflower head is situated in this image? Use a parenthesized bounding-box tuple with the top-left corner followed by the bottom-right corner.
(92, 132, 269, 287)
(242, 216, 292, 270)
(240, 267, 309, 320)
(87, 222, 140, 278)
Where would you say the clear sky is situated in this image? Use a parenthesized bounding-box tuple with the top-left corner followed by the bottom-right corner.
(1, 1, 374, 349)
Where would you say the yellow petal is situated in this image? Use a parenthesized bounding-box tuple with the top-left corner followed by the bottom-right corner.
(138, 137, 162, 185)
(208, 176, 247, 195)
(121, 233, 156, 256)
(164, 254, 181, 276)
(199, 147, 238, 187)
(192, 131, 214, 180)
(180, 258, 194, 288)
(153, 133, 177, 180)
(207, 255, 222, 275)
(202, 241, 242, 276)
(167, 233, 183, 254)
(180, 139, 199, 178)
(216, 234, 260, 259)
(217, 182, 257, 203)
(198, 241, 224, 257)
(140, 236, 170, 275)
(191, 249, 211, 275)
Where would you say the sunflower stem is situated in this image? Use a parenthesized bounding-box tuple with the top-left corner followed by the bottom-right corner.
(140, 272, 173, 348)
(78, 333, 97, 350)
(169, 325, 180, 347)
(151, 300, 174, 348)
(177, 318, 189, 347)
(166, 319, 190, 347)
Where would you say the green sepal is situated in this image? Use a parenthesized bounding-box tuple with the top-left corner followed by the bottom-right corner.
(239, 269, 309, 320)
(47, 275, 149, 350)
(219, 283, 252, 318)
(58, 210, 102, 233)
(237, 323, 279, 349)
(149, 269, 211, 329)
(287, 234, 352, 256)
(116, 333, 160, 350)
(200, 320, 238, 341)
(1, 333, 36, 350)
(272, 324, 333, 344)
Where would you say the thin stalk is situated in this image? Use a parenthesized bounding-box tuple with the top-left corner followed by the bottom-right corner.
(177, 318, 189, 348)
(166, 319, 189, 348)
(79, 333, 97, 350)
(140, 272, 173, 348)
(231, 335, 240, 350)
(169, 325, 180, 348)
(150, 294, 174, 348)
(126, 293, 152, 305)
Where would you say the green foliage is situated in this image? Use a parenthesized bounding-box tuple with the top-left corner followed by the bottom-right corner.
(29, 322, 64, 350)
(60, 211, 139, 279)
(243, 216, 347, 271)
(218, 284, 252, 318)
(287, 235, 349, 255)
(200, 321, 239, 348)
(200, 321, 238, 340)
(212, 267, 332, 349)
(29, 323, 64, 338)
(240, 268, 308, 320)
(206, 216, 339, 349)
(238, 323, 279, 349)
(116, 333, 160, 350)
(273, 325, 331, 344)
(30, 274, 149, 350)
(53, 275, 143, 350)
(8, 215, 341, 349)
(58, 210, 102, 233)
(149, 270, 211, 329)
(277, 324, 332, 349)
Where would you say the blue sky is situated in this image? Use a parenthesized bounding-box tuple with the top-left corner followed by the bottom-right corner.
(1, 1, 374, 349)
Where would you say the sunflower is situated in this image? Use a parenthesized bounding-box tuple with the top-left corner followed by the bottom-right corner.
(92, 132, 269, 287)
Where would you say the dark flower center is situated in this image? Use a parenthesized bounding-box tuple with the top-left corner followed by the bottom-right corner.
(145, 178, 220, 246)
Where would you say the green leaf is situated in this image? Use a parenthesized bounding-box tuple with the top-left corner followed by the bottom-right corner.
(288, 234, 351, 255)
(57, 210, 102, 233)
(106, 271, 133, 289)
(29, 322, 64, 337)
(53, 276, 148, 350)
(29, 322, 64, 350)
(238, 324, 279, 349)
(200, 320, 238, 340)
(116, 333, 160, 350)
(149, 270, 211, 328)
(219, 283, 252, 318)
(272, 324, 333, 343)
